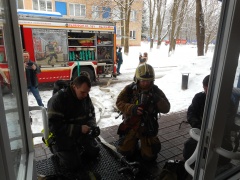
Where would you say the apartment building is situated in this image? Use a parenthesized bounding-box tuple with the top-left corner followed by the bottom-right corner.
(21, 0, 143, 46)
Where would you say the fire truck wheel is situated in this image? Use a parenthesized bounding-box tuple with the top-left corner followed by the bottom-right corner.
(72, 67, 94, 82)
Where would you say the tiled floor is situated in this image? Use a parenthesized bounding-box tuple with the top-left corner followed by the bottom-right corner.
(34, 110, 190, 177)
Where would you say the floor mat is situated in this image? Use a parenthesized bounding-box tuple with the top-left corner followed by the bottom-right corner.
(35, 140, 158, 180)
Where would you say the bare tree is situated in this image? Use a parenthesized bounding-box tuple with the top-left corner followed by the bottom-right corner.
(173, 0, 188, 50)
(124, 0, 130, 54)
(113, 0, 136, 55)
(144, 0, 168, 50)
(146, 0, 157, 49)
(181, 1, 195, 43)
(141, 5, 148, 34)
(203, 0, 221, 54)
(120, 1, 125, 47)
(196, 0, 205, 56)
(168, 0, 180, 56)
(154, 0, 167, 49)
(91, 0, 137, 54)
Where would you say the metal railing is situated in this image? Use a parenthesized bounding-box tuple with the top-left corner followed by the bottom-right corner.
(29, 106, 48, 140)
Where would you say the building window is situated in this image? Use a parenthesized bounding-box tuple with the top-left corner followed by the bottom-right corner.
(117, 28, 121, 39)
(92, 6, 99, 19)
(102, 7, 111, 19)
(130, 30, 136, 39)
(33, 0, 52, 12)
(55, 1, 67, 15)
(69, 3, 86, 17)
(17, 0, 24, 9)
(112, 8, 121, 21)
(131, 10, 137, 21)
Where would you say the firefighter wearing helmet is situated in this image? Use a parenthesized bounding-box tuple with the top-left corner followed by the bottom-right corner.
(116, 63, 170, 161)
(135, 63, 155, 82)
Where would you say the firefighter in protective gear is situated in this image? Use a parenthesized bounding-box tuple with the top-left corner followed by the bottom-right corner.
(116, 63, 170, 161)
(47, 76, 100, 171)
(45, 41, 58, 65)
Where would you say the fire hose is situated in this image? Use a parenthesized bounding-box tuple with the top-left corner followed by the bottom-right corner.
(96, 136, 140, 179)
(92, 98, 140, 179)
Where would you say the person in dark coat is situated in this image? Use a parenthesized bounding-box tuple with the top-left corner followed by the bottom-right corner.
(186, 76, 209, 130)
(116, 47, 123, 75)
(47, 75, 100, 171)
(183, 75, 235, 165)
(23, 51, 44, 107)
(139, 52, 148, 65)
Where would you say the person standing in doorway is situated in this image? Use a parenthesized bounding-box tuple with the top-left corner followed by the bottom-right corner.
(23, 51, 44, 107)
(117, 47, 123, 75)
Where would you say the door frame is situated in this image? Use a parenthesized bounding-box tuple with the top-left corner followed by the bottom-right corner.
(194, 0, 240, 179)
(0, 0, 37, 179)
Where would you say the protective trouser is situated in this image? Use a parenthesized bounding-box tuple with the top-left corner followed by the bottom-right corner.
(52, 137, 100, 171)
(183, 137, 197, 161)
(117, 129, 161, 161)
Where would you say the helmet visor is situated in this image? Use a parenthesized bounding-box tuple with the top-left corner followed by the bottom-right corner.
(139, 73, 154, 79)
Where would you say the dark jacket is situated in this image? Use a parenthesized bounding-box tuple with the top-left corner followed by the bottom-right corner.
(187, 92, 206, 129)
(117, 51, 123, 64)
(47, 85, 96, 151)
(187, 92, 236, 136)
(25, 60, 41, 88)
(116, 82, 170, 136)
(139, 56, 147, 64)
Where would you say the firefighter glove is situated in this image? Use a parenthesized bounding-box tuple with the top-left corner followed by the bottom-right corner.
(132, 105, 143, 115)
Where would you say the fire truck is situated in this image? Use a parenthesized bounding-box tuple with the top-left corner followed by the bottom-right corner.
(0, 10, 117, 90)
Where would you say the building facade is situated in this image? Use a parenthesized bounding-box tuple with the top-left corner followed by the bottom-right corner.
(21, 0, 143, 46)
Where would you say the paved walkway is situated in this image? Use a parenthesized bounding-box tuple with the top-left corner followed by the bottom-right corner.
(34, 110, 190, 177)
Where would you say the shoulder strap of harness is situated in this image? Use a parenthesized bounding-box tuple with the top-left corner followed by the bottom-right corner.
(126, 82, 137, 96)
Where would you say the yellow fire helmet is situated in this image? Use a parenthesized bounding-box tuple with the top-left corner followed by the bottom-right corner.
(135, 63, 155, 81)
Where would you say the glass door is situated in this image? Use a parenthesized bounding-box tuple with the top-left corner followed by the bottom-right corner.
(193, 0, 240, 179)
(0, 0, 36, 179)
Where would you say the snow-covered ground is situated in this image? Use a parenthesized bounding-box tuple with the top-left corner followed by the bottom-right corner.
(28, 42, 214, 144)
